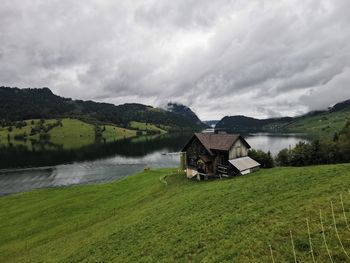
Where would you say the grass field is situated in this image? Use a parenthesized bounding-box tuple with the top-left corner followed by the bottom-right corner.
(0, 119, 57, 149)
(102, 125, 137, 142)
(0, 119, 138, 149)
(2, 164, 350, 262)
(49, 119, 95, 149)
(129, 121, 167, 134)
(285, 110, 350, 138)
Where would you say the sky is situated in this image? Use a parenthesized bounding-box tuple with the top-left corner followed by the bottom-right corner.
(1, 0, 350, 120)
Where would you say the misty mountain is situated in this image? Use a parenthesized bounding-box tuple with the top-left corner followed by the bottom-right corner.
(329, 99, 350, 112)
(166, 102, 207, 128)
(0, 86, 204, 131)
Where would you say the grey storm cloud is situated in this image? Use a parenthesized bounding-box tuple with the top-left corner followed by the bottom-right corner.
(1, 0, 350, 120)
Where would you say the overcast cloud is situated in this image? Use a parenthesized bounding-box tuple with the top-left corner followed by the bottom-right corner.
(1, 0, 350, 120)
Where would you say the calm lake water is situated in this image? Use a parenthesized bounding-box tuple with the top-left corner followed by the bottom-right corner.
(0, 132, 307, 195)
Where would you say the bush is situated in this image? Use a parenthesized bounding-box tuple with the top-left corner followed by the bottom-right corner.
(14, 133, 27, 141)
(276, 148, 290, 166)
(39, 132, 50, 141)
(248, 149, 274, 168)
(276, 132, 350, 167)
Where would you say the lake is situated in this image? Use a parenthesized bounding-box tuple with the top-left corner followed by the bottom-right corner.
(0, 132, 307, 195)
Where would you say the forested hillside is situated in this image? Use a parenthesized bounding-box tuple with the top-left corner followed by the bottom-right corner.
(0, 87, 203, 131)
(166, 102, 207, 128)
(216, 115, 292, 132)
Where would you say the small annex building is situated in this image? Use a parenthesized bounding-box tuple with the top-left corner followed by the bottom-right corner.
(181, 132, 260, 180)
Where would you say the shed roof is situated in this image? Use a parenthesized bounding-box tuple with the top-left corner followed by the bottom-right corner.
(228, 156, 260, 172)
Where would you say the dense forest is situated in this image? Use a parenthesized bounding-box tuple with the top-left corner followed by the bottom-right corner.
(0, 86, 205, 131)
(216, 115, 293, 132)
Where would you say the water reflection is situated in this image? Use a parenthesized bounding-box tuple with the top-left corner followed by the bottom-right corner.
(0, 133, 192, 169)
(0, 134, 191, 195)
(244, 133, 309, 155)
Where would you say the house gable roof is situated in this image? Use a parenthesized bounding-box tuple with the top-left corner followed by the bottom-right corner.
(182, 133, 251, 154)
(181, 134, 214, 155)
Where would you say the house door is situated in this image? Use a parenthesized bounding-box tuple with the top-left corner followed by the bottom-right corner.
(197, 160, 205, 173)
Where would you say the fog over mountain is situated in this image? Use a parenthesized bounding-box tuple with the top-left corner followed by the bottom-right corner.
(1, 0, 350, 120)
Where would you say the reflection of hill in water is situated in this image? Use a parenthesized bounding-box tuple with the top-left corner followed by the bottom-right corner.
(0, 133, 192, 169)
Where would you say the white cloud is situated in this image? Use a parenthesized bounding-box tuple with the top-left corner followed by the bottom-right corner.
(300, 67, 350, 110)
(0, 0, 349, 120)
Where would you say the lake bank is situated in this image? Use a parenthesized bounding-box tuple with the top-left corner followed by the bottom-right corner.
(0, 132, 308, 195)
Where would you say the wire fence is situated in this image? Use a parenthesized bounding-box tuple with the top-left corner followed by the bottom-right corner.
(269, 191, 350, 262)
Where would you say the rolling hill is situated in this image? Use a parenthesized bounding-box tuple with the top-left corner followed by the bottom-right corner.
(216, 99, 350, 137)
(0, 118, 137, 150)
(0, 86, 204, 132)
(216, 115, 293, 132)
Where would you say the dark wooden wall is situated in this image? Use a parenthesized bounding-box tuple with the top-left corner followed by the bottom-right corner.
(186, 138, 210, 168)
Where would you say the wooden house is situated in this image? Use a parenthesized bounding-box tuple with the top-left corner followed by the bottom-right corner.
(181, 133, 260, 180)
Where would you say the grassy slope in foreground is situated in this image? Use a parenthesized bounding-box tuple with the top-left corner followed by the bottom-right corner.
(2, 165, 350, 262)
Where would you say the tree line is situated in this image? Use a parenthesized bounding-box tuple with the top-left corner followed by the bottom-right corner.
(249, 121, 350, 168)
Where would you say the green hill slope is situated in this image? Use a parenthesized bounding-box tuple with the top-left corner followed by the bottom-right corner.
(283, 110, 350, 137)
(2, 164, 350, 262)
(216, 99, 350, 137)
(0, 118, 137, 149)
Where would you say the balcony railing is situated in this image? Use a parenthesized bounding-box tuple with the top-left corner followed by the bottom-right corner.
(216, 165, 228, 174)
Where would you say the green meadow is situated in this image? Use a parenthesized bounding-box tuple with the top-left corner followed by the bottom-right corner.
(1, 164, 350, 262)
(49, 119, 95, 149)
(0, 118, 137, 149)
(102, 124, 137, 143)
(285, 110, 350, 137)
(129, 121, 167, 134)
(0, 119, 57, 149)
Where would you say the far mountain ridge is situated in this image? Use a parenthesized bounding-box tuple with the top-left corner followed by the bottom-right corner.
(216, 98, 350, 134)
(0, 86, 204, 132)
